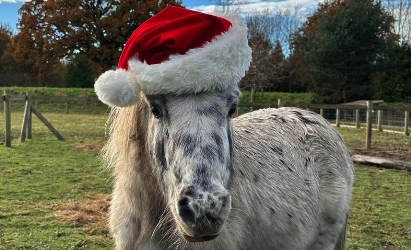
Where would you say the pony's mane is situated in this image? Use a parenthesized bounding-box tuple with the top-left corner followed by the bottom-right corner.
(102, 97, 149, 173)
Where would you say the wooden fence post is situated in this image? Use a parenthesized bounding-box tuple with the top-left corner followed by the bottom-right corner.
(27, 93, 32, 139)
(65, 101, 69, 114)
(405, 111, 409, 136)
(320, 108, 324, 117)
(366, 101, 373, 149)
(250, 86, 255, 111)
(278, 99, 283, 108)
(3, 90, 11, 147)
(377, 110, 382, 132)
(336, 109, 340, 127)
(20, 93, 32, 142)
(355, 109, 360, 128)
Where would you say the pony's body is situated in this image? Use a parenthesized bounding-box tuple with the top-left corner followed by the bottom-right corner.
(105, 93, 354, 250)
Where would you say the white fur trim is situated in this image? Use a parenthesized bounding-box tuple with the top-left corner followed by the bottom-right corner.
(128, 12, 252, 96)
(94, 69, 140, 107)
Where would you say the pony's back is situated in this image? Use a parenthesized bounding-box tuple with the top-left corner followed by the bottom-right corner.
(224, 108, 354, 250)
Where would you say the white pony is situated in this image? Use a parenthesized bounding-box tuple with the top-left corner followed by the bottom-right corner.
(95, 7, 354, 250)
(103, 86, 354, 250)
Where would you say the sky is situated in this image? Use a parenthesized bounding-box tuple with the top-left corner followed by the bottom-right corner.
(0, 0, 322, 32)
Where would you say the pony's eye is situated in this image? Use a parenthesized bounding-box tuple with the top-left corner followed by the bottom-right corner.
(151, 106, 162, 119)
(228, 104, 238, 117)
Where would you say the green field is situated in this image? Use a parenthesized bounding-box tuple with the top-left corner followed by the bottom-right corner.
(0, 138, 113, 249)
(1, 91, 411, 249)
(1, 86, 313, 105)
(0, 87, 97, 97)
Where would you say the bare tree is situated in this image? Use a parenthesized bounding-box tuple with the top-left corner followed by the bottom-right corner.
(242, 11, 288, 91)
(213, 0, 248, 13)
(211, 0, 305, 92)
(380, 0, 411, 44)
(275, 6, 305, 55)
(243, 7, 305, 91)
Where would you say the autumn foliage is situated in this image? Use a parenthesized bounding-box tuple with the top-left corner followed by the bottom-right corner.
(11, 0, 182, 85)
(1, 0, 410, 105)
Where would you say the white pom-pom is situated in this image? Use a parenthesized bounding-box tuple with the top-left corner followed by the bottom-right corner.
(94, 69, 140, 107)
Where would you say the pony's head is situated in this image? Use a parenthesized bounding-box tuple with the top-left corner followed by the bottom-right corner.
(95, 6, 251, 243)
(142, 86, 240, 241)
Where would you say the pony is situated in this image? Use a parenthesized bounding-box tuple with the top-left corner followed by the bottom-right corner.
(102, 86, 354, 250)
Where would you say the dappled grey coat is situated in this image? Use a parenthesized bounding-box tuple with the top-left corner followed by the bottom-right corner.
(104, 102, 354, 250)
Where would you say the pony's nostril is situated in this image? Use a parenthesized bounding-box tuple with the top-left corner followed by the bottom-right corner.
(178, 197, 196, 226)
(205, 212, 215, 221)
(185, 189, 196, 197)
(178, 197, 189, 207)
(180, 186, 196, 198)
(219, 194, 229, 207)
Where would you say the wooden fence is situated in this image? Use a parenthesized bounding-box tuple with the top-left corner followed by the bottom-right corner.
(241, 99, 411, 149)
(2, 93, 410, 149)
(2, 91, 65, 147)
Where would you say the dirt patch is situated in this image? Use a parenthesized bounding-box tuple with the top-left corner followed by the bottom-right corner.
(351, 146, 411, 163)
(72, 141, 105, 153)
(52, 193, 110, 229)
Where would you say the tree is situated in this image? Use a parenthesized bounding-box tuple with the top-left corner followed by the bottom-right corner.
(373, 43, 411, 102)
(64, 54, 94, 88)
(12, 0, 182, 85)
(0, 24, 12, 60)
(239, 7, 306, 92)
(213, 0, 247, 13)
(0, 23, 32, 86)
(268, 41, 288, 91)
(286, 43, 311, 93)
(241, 30, 274, 91)
(297, 0, 396, 103)
(381, 0, 411, 44)
(271, 40, 285, 64)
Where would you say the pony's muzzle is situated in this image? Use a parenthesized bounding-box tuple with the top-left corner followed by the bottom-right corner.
(177, 186, 231, 242)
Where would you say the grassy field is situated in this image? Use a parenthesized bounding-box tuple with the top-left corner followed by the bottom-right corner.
(337, 127, 411, 162)
(0, 87, 96, 97)
(0, 138, 113, 249)
(0, 104, 411, 249)
(1, 86, 313, 106)
(0, 110, 111, 249)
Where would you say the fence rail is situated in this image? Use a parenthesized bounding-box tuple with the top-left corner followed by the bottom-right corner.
(240, 101, 411, 112)
(2, 93, 410, 148)
(4, 95, 411, 112)
(8, 95, 101, 102)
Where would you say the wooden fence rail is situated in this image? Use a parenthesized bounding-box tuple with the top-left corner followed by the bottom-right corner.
(240, 99, 410, 149)
(4, 95, 411, 112)
(8, 95, 101, 102)
(2, 94, 410, 149)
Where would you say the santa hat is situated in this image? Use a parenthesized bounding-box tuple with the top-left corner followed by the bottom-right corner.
(95, 6, 252, 107)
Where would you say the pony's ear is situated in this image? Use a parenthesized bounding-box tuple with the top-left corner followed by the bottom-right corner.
(94, 69, 141, 107)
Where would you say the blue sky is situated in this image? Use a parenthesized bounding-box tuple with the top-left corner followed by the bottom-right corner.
(0, 0, 320, 32)
(0, 2, 22, 32)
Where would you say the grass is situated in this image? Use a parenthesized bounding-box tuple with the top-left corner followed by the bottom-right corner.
(348, 165, 411, 250)
(0, 100, 111, 248)
(380, 102, 411, 108)
(336, 127, 411, 162)
(0, 110, 108, 142)
(1, 87, 313, 104)
(0, 138, 113, 249)
(0, 87, 96, 97)
(240, 91, 313, 104)
(0, 104, 410, 249)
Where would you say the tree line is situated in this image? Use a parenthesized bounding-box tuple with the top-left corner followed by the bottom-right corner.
(0, 0, 410, 104)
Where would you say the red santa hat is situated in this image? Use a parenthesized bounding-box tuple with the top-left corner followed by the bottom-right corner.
(95, 6, 252, 107)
